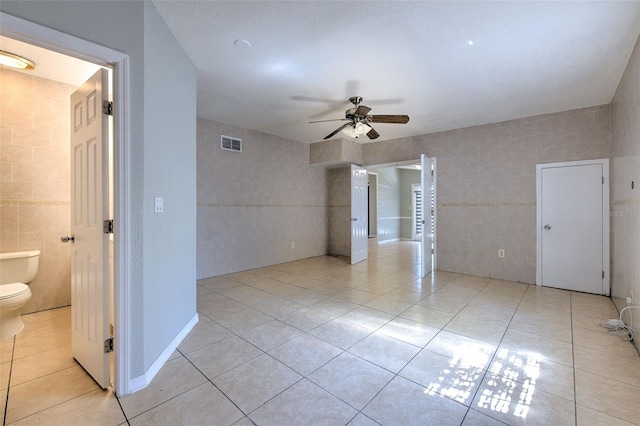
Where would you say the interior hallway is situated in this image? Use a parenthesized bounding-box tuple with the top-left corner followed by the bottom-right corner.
(1, 241, 639, 425)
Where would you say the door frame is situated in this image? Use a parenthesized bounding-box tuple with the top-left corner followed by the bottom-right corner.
(536, 158, 610, 294)
(1, 12, 132, 395)
(365, 157, 437, 272)
(368, 172, 378, 238)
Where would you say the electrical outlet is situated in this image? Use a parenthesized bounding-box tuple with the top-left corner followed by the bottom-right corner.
(498, 249, 505, 258)
(290, 242, 296, 249)
(626, 296, 633, 305)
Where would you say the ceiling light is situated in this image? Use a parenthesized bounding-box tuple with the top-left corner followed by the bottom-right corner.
(342, 122, 372, 139)
(234, 39, 251, 49)
(0, 50, 35, 70)
(467, 40, 474, 46)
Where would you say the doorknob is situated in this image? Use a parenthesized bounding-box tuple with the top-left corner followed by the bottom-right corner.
(544, 224, 551, 230)
(61, 235, 75, 243)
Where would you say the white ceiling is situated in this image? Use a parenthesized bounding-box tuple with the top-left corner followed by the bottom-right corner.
(0, 36, 101, 86)
(154, 0, 640, 144)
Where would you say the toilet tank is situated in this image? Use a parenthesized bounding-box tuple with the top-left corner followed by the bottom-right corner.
(0, 250, 40, 285)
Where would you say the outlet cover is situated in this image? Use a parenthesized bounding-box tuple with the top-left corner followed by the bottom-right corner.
(498, 249, 505, 258)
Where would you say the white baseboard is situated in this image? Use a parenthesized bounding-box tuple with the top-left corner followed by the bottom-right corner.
(128, 313, 199, 394)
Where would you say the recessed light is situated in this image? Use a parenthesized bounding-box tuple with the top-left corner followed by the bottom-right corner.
(0, 50, 35, 70)
(467, 40, 474, 46)
(234, 39, 251, 49)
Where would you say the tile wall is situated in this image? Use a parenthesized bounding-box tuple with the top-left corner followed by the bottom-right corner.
(362, 105, 611, 284)
(0, 68, 73, 313)
(197, 118, 329, 278)
(611, 33, 640, 346)
(328, 166, 350, 256)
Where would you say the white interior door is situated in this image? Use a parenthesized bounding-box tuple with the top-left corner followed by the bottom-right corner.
(421, 155, 433, 277)
(351, 165, 368, 265)
(70, 69, 110, 387)
(537, 160, 609, 295)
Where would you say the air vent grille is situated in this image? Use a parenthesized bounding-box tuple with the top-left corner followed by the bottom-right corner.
(221, 135, 242, 152)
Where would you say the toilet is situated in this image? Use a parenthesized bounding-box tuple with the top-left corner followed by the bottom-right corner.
(0, 250, 40, 340)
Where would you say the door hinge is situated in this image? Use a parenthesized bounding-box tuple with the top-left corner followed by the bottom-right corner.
(102, 100, 113, 116)
(602, 270, 605, 279)
(431, 170, 434, 176)
(104, 337, 114, 353)
(431, 248, 434, 254)
(103, 219, 114, 234)
(602, 176, 604, 185)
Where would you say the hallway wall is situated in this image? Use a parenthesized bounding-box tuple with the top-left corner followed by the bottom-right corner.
(611, 32, 640, 349)
(362, 105, 611, 284)
(197, 118, 329, 277)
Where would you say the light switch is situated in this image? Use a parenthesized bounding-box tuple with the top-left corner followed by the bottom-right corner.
(154, 197, 164, 213)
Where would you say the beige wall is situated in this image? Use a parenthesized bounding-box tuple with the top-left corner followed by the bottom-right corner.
(0, 68, 73, 313)
(362, 105, 611, 284)
(328, 166, 351, 256)
(611, 33, 640, 348)
(197, 118, 328, 278)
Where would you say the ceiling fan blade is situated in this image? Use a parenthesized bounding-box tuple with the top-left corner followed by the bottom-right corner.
(355, 105, 371, 116)
(324, 123, 351, 140)
(309, 118, 349, 123)
(369, 115, 410, 124)
(366, 126, 380, 140)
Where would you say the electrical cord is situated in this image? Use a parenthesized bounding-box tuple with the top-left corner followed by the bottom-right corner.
(599, 305, 640, 341)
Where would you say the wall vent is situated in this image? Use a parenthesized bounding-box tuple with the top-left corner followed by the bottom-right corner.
(221, 135, 242, 152)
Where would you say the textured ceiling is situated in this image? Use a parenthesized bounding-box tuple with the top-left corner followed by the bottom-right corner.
(154, 1, 640, 144)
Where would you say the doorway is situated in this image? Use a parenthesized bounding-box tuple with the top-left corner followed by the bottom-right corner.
(368, 173, 378, 238)
(366, 157, 437, 277)
(536, 158, 610, 295)
(1, 12, 130, 395)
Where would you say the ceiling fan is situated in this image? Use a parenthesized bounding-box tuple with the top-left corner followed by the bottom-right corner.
(310, 96, 410, 140)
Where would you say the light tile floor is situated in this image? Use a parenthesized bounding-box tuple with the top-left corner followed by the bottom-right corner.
(2, 241, 639, 425)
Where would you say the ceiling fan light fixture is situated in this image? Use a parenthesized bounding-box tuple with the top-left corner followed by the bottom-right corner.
(0, 50, 35, 70)
(343, 122, 371, 139)
(342, 124, 358, 138)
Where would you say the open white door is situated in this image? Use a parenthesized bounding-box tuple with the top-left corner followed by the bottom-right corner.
(351, 165, 368, 265)
(69, 69, 110, 388)
(421, 154, 433, 277)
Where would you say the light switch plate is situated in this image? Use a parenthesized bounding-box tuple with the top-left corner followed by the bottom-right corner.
(154, 197, 164, 213)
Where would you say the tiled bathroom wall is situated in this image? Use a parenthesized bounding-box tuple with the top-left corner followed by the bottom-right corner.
(611, 33, 640, 346)
(362, 105, 611, 284)
(0, 68, 73, 313)
(197, 118, 329, 278)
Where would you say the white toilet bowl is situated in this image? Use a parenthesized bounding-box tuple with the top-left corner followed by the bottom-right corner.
(0, 283, 32, 339)
(0, 250, 40, 340)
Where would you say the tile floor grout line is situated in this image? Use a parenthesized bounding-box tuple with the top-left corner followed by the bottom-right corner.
(570, 291, 578, 426)
(177, 348, 258, 422)
(458, 279, 530, 425)
(328, 273, 492, 425)
(2, 336, 16, 426)
(113, 388, 131, 425)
